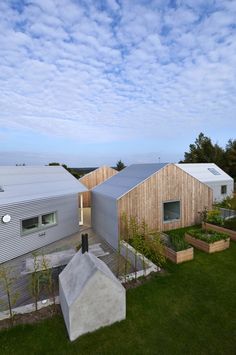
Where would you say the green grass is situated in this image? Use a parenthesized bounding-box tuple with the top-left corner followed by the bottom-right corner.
(0, 243, 236, 355)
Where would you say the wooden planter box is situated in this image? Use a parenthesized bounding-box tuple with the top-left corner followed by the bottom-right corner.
(185, 233, 230, 254)
(164, 245, 194, 264)
(202, 222, 236, 242)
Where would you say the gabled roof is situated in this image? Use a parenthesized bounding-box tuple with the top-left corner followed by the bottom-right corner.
(0, 166, 87, 206)
(176, 163, 233, 183)
(79, 165, 118, 187)
(59, 250, 124, 307)
(92, 163, 168, 199)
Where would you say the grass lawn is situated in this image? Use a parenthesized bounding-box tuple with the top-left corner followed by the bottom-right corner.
(0, 238, 236, 354)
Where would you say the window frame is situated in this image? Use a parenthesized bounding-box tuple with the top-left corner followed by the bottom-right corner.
(163, 200, 181, 223)
(21, 211, 57, 236)
(221, 185, 227, 194)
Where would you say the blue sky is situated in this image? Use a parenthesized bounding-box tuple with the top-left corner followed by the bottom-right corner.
(0, 0, 236, 166)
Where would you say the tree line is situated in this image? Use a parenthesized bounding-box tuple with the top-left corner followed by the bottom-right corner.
(180, 132, 236, 180)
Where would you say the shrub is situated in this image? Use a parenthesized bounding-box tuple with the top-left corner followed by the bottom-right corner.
(206, 209, 224, 226)
(120, 213, 166, 267)
(214, 196, 236, 210)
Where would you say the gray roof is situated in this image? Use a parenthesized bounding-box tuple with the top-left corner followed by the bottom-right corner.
(0, 166, 87, 206)
(92, 163, 168, 199)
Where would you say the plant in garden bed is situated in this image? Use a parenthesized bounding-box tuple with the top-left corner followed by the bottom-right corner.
(120, 213, 166, 276)
(187, 229, 229, 243)
(223, 217, 236, 232)
(164, 231, 191, 252)
(206, 209, 224, 226)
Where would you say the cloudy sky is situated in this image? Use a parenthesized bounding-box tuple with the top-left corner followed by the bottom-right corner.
(0, 0, 236, 166)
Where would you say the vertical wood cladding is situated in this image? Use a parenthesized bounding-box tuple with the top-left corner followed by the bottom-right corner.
(118, 164, 213, 234)
(80, 166, 118, 207)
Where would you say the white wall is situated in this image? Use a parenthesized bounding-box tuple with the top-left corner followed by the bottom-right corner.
(205, 180, 234, 203)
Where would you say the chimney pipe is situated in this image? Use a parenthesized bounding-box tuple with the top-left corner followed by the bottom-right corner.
(81, 233, 88, 254)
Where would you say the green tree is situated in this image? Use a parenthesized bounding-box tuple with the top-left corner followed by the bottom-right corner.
(48, 162, 80, 179)
(116, 160, 126, 171)
(48, 162, 60, 166)
(224, 139, 236, 179)
(180, 133, 236, 180)
(181, 132, 224, 164)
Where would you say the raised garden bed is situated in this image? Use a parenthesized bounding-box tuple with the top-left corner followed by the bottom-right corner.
(202, 222, 236, 242)
(161, 233, 194, 264)
(164, 245, 194, 264)
(185, 229, 230, 253)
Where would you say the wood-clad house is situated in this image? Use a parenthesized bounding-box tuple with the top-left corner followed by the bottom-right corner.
(79, 166, 118, 208)
(91, 163, 213, 249)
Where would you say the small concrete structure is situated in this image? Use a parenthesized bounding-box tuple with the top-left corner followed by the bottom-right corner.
(59, 250, 126, 341)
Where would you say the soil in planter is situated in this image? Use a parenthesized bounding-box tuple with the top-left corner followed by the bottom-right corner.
(0, 305, 61, 331)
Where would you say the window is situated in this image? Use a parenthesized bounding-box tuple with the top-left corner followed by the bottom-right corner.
(163, 201, 180, 222)
(22, 216, 39, 233)
(221, 185, 227, 194)
(42, 212, 56, 226)
(208, 167, 221, 176)
(21, 212, 57, 235)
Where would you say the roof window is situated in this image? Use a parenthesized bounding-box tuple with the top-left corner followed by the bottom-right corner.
(208, 168, 221, 176)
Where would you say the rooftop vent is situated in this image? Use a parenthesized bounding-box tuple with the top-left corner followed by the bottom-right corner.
(208, 168, 221, 176)
(0, 186, 4, 192)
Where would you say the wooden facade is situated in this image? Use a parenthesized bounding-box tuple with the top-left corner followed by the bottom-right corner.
(79, 166, 118, 207)
(118, 164, 213, 235)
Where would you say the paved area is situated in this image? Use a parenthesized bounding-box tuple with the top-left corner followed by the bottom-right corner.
(0, 218, 133, 312)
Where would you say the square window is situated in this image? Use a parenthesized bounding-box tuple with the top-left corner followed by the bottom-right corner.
(221, 185, 227, 194)
(22, 216, 39, 234)
(42, 212, 56, 226)
(163, 201, 180, 222)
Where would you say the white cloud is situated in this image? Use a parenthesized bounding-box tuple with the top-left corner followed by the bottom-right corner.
(0, 0, 235, 147)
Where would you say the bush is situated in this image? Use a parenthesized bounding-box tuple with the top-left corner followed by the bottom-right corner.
(214, 196, 236, 210)
(120, 214, 166, 267)
(206, 209, 224, 226)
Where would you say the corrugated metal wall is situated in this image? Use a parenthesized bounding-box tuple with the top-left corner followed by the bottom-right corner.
(0, 194, 79, 263)
(91, 192, 118, 250)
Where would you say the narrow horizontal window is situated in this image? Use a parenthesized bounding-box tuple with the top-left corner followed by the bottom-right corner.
(21, 211, 57, 236)
(163, 201, 180, 222)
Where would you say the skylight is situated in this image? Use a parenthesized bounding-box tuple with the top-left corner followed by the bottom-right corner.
(208, 168, 221, 176)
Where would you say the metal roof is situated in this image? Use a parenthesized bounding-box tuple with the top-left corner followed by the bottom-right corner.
(0, 166, 87, 206)
(176, 163, 233, 183)
(92, 163, 168, 199)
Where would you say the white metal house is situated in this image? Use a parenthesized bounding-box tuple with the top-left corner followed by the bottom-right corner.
(176, 163, 234, 202)
(0, 166, 87, 264)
